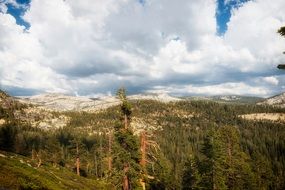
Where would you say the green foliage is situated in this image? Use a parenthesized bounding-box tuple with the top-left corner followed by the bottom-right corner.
(0, 124, 17, 151)
(278, 26, 285, 37)
(111, 88, 141, 189)
(0, 151, 111, 190)
(1, 94, 285, 189)
(182, 156, 200, 190)
(117, 87, 132, 122)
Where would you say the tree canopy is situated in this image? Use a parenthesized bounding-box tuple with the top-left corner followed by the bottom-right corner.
(278, 26, 285, 37)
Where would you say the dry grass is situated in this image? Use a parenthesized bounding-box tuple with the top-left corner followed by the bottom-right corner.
(240, 113, 285, 122)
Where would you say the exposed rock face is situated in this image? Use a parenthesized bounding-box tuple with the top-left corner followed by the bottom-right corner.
(18, 93, 181, 112)
(18, 93, 120, 112)
(258, 92, 285, 108)
(129, 93, 180, 103)
(185, 95, 264, 104)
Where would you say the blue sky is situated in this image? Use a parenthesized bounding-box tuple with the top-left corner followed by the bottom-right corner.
(5, 0, 30, 28)
(216, 0, 250, 35)
(0, 0, 285, 97)
(8, 0, 244, 35)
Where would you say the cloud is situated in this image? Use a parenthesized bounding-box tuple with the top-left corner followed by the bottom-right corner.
(262, 76, 279, 86)
(0, 0, 284, 97)
(148, 82, 270, 97)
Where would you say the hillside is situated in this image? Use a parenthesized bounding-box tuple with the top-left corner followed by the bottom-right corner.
(258, 92, 285, 108)
(0, 151, 110, 189)
(1, 91, 285, 189)
(184, 95, 264, 104)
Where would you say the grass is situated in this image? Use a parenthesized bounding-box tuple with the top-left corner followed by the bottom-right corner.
(0, 151, 112, 190)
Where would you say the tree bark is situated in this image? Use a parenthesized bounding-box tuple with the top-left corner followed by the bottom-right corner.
(139, 131, 147, 190)
(32, 148, 35, 160)
(124, 114, 128, 129)
(140, 131, 146, 168)
(36, 151, 42, 168)
(123, 164, 129, 190)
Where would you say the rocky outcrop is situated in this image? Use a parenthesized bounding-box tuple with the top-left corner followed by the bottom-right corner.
(129, 93, 180, 103)
(257, 92, 285, 108)
(18, 93, 181, 112)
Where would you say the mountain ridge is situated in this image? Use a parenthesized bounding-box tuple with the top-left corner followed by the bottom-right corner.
(17, 92, 181, 112)
(257, 92, 285, 108)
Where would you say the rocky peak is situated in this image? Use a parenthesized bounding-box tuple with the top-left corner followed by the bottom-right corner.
(257, 92, 285, 108)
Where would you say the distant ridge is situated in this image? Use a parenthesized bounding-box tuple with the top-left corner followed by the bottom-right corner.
(183, 95, 264, 104)
(17, 93, 181, 112)
(257, 92, 285, 108)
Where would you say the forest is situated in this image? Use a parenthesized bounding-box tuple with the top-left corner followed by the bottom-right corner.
(0, 89, 285, 189)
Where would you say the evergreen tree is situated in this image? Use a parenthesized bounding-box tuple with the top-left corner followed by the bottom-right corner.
(218, 126, 255, 190)
(198, 128, 227, 190)
(182, 156, 200, 190)
(112, 88, 141, 190)
(0, 124, 17, 152)
(278, 26, 285, 37)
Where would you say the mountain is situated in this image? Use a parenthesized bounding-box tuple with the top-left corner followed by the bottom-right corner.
(17, 93, 181, 112)
(182, 95, 264, 104)
(18, 93, 119, 112)
(257, 92, 285, 108)
(1, 90, 285, 189)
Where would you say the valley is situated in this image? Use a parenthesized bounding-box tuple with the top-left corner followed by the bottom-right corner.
(0, 90, 285, 189)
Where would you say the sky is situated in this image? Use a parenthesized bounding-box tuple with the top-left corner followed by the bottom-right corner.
(0, 0, 285, 97)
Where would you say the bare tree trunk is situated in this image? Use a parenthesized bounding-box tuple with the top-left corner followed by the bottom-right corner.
(76, 142, 80, 176)
(36, 151, 42, 168)
(140, 131, 147, 190)
(140, 131, 147, 168)
(32, 148, 35, 160)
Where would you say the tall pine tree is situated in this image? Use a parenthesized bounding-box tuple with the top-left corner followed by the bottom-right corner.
(112, 88, 141, 190)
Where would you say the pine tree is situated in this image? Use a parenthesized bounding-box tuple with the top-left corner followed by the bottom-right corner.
(217, 126, 255, 189)
(278, 26, 285, 37)
(112, 88, 141, 190)
(198, 128, 227, 190)
(182, 156, 200, 190)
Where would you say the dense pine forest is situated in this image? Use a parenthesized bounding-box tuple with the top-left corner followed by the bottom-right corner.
(0, 89, 285, 189)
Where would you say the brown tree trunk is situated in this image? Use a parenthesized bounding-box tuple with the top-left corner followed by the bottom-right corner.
(124, 114, 128, 129)
(76, 142, 80, 176)
(32, 148, 35, 160)
(140, 131, 147, 190)
(36, 151, 42, 168)
(140, 131, 146, 168)
(123, 164, 129, 190)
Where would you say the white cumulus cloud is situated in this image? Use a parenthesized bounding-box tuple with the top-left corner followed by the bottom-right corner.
(0, 0, 284, 97)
